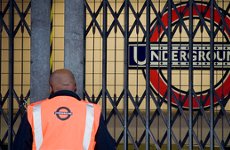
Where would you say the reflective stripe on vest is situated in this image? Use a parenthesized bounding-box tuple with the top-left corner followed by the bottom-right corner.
(83, 103, 94, 150)
(33, 104, 43, 150)
(32, 103, 95, 150)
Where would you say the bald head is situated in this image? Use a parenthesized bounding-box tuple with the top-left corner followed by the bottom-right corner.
(49, 69, 77, 93)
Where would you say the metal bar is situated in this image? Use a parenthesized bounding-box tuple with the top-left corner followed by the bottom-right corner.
(12, 1, 31, 37)
(171, 2, 189, 36)
(181, 110, 202, 147)
(167, 0, 172, 149)
(213, 93, 230, 126)
(210, 0, 214, 149)
(192, 2, 210, 40)
(149, 1, 169, 40)
(150, 2, 167, 37)
(129, 2, 146, 37)
(150, 91, 182, 149)
(114, 0, 117, 140)
(164, 93, 202, 148)
(107, 1, 125, 36)
(137, 93, 165, 147)
(95, 90, 102, 104)
(0, 2, 10, 35)
(107, 91, 138, 149)
(213, 2, 230, 35)
(146, 0, 150, 149)
(21, 0, 24, 97)
(12, 2, 23, 36)
(23, 2, 31, 36)
(92, 0, 95, 102)
(193, 90, 222, 149)
(8, 0, 14, 149)
(127, 91, 146, 125)
(102, 0, 107, 120)
(106, 90, 124, 124)
(85, 1, 103, 36)
(189, 0, 193, 150)
(224, 132, 230, 147)
(193, 2, 211, 37)
(124, 0, 129, 149)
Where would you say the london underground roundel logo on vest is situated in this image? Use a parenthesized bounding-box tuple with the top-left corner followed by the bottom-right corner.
(128, 2, 230, 109)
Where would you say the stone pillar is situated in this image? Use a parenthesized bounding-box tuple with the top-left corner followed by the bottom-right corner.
(31, 0, 50, 103)
(64, 0, 84, 98)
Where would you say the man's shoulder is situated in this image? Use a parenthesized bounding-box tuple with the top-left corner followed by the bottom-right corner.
(81, 100, 101, 109)
(27, 99, 49, 111)
(29, 99, 48, 106)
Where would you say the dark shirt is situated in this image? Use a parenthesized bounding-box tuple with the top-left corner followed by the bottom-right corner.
(13, 90, 116, 150)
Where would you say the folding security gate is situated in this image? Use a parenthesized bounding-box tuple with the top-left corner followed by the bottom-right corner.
(0, 0, 31, 149)
(0, 0, 229, 149)
(84, 0, 230, 149)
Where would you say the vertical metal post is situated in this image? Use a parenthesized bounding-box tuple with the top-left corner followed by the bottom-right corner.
(167, 0, 172, 149)
(31, 0, 51, 102)
(64, 0, 84, 98)
(8, 0, 14, 149)
(210, 0, 214, 149)
(102, 0, 107, 120)
(189, 0, 193, 149)
(124, 0, 129, 149)
(146, 0, 150, 149)
(21, 0, 24, 96)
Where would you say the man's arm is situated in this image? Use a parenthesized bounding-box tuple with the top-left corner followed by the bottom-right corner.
(13, 113, 33, 150)
(94, 115, 116, 150)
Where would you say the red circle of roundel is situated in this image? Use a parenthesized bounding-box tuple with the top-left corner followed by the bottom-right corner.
(149, 3, 230, 109)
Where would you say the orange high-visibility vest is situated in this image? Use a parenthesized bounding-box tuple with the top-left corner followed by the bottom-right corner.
(27, 96, 101, 150)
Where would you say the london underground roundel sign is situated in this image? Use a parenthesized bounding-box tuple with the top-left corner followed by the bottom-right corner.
(129, 2, 230, 109)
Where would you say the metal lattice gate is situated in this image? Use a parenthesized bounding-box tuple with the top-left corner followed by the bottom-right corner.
(84, 0, 230, 149)
(0, 0, 31, 149)
(0, 0, 229, 149)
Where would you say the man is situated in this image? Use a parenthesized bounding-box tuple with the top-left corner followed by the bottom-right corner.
(13, 69, 116, 150)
